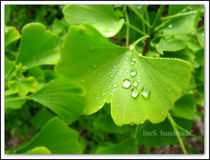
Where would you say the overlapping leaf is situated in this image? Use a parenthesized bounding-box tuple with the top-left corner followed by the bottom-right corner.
(30, 76, 85, 124)
(63, 5, 124, 37)
(16, 117, 82, 154)
(56, 24, 192, 126)
(16, 23, 60, 68)
(5, 26, 21, 48)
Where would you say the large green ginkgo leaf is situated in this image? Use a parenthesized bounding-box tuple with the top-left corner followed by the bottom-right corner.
(63, 5, 124, 37)
(16, 23, 60, 68)
(16, 117, 82, 154)
(30, 76, 85, 124)
(56, 24, 192, 126)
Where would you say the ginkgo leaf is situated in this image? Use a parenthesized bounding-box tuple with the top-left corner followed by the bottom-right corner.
(171, 94, 195, 120)
(16, 117, 82, 154)
(155, 37, 186, 54)
(63, 5, 124, 37)
(5, 57, 14, 77)
(5, 26, 21, 48)
(30, 76, 85, 124)
(95, 137, 138, 154)
(23, 146, 51, 154)
(16, 23, 60, 68)
(56, 24, 192, 126)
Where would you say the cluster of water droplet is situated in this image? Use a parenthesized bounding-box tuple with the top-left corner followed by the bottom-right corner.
(122, 56, 150, 99)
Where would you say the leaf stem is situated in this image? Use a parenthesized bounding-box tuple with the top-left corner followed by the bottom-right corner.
(150, 5, 165, 34)
(124, 6, 130, 47)
(127, 5, 151, 28)
(176, 124, 204, 143)
(124, 22, 146, 36)
(132, 35, 150, 47)
(5, 96, 29, 102)
(161, 10, 197, 20)
(168, 113, 188, 154)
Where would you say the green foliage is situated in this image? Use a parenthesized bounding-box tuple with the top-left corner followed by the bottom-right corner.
(4, 4, 204, 154)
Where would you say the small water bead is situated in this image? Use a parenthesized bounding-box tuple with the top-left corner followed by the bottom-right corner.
(126, 57, 129, 60)
(117, 72, 120, 75)
(129, 45, 134, 51)
(131, 62, 135, 66)
(131, 88, 139, 98)
(137, 77, 141, 83)
(141, 87, 150, 98)
(113, 84, 117, 87)
(132, 58, 136, 62)
(133, 81, 138, 87)
(122, 79, 131, 88)
(130, 69, 137, 77)
(137, 5, 142, 9)
(139, 53, 143, 56)
(113, 89, 116, 92)
(168, 24, 173, 29)
(96, 97, 100, 100)
(102, 92, 106, 96)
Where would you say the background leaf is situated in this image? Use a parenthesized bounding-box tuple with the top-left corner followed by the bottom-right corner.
(63, 5, 124, 37)
(5, 26, 21, 48)
(16, 23, 60, 68)
(16, 117, 82, 154)
(23, 146, 51, 154)
(30, 76, 85, 124)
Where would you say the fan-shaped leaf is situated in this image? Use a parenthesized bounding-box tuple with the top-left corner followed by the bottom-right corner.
(56, 24, 192, 126)
(16, 23, 60, 68)
(63, 5, 124, 37)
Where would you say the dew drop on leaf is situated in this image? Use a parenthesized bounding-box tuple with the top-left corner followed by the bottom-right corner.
(129, 45, 134, 51)
(137, 5, 142, 9)
(138, 77, 141, 83)
(113, 84, 117, 87)
(113, 89, 116, 92)
(131, 62, 135, 66)
(122, 79, 131, 88)
(130, 69, 137, 77)
(168, 24, 173, 28)
(96, 97, 100, 100)
(141, 87, 150, 98)
(102, 92, 105, 96)
(133, 81, 138, 87)
(131, 88, 139, 98)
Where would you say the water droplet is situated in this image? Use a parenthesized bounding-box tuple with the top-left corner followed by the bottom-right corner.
(131, 62, 135, 66)
(113, 84, 117, 87)
(102, 93, 105, 96)
(131, 88, 139, 98)
(113, 65, 117, 69)
(139, 53, 142, 56)
(141, 87, 150, 98)
(137, 77, 141, 83)
(117, 72, 120, 75)
(96, 97, 100, 100)
(130, 69, 137, 77)
(168, 24, 173, 29)
(140, 114, 144, 119)
(133, 81, 138, 87)
(116, 104, 120, 107)
(113, 89, 116, 92)
(110, 74, 113, 77)
(122, 79, 131, 88)
(126, 57, 129, 60)
(132, 58, 136, 62)
(129, 45, 134, 50)
(137, 5, 142, 10)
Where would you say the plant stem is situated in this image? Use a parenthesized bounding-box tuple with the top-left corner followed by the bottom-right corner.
(168, 113, 188, 154)
(124, 6, 130, 47)
(161, 10, 197, 20)
(5, 96, 29, 102)
(127, 5, 151, 28)
(176, 124, 204, 143)
(124, 22, 146, 36)
(132, 35, 150, 47)
(150, 5, 165, 34)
